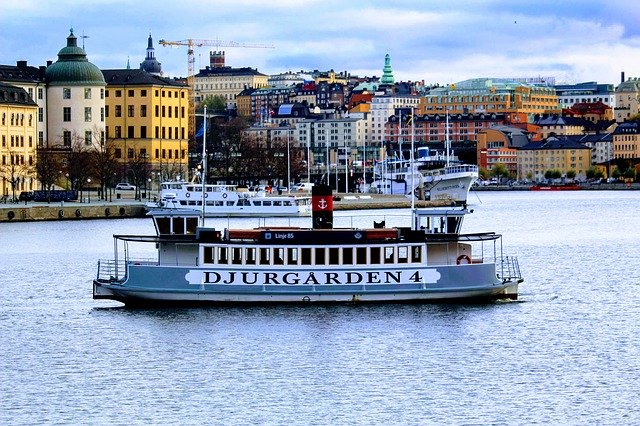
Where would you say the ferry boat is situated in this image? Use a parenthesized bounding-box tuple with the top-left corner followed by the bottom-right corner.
(94, 185, 523, 306)
(146, 181, 311, 217)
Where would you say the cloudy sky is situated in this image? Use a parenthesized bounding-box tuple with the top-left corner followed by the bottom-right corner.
(1, 0, 639, 86)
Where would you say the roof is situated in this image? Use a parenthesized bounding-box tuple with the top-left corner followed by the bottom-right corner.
(0, 62, 45, 83)
(520, 136, 591, 151)
(45, 29, 105, 86)
(0, 83, 37, 106)
(195, 66, 267, 78)
(533, 114, 589, 127)
(485, 125, 532, 148)
(612, 121, 640, 135)
(102, 69, 186, 87)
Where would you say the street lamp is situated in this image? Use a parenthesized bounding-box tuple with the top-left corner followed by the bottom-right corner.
(87, 178, 91, 203)
(287, 129, 291, 194)
(148, 178, 151, 201)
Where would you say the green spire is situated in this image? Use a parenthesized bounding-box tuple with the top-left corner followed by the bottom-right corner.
(381, 54, 394, 85)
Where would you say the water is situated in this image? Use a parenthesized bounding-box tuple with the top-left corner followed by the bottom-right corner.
(1, 191, 639, 425)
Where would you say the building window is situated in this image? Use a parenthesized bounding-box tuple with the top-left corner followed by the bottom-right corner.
(128, 89, 134, 97)
(115, 90, 122, 97)
(63, 107, 71, 122)
(105, 105, 109, 117)
(155, 126, 159, 138)
(141, 89, 147, 97)
(128, 105, 134, 117)
(38, 88, 43, 100)
(100, 107, 104, 122)
(63, 131, 71, 147)
(84, 88, 91, 99)
(128, 126, 134, 138)
(85, 107, 92, 122)
(85, 130, 92, 145)
(100, 88, 104, 99)
(162, 106, 165, 117)
(115, 105, 121, 117)
(115, 148, 121, 158)
(128, 148, 134, 159)
(63, 88, 71, 99)
(155, 105, 159, 117)
(38, 132, 43, 146)
(115, 126, 121, 138)
(140, 105, 147, 117)
(140, 126, 147, 138)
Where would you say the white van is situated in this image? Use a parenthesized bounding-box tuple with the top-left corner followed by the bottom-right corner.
(292, 182, 314, 192)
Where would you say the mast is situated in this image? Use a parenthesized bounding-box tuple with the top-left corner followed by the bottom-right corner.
(410, 109, 415, 214)
(201, 106, 207, 226)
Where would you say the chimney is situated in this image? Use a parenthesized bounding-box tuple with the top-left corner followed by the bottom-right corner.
(621, 71, 625, 83)
(16, 60, 27, 68)
(311, 184, 333, 229)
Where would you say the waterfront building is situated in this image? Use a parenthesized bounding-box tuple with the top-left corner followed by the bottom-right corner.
(476, 125, 534, 176)
(554, 82, 615, 109)
(419, 78, 560, 120)
(235, 87, 256, 118)
(0, 61, 47, 146)
(139, 33, 162, 76)
(102, 69, 189, 180)
(250, 86, 295, 124)
(614, 77, 640, 122)
(517, 136, 591, 181)
(45, 29, 106, 149)
(370, 94, 420, 145)
(570, 133, 613, 166)
(612, 120, 640, 160)
(0, 83, 38, 197)
(193, 53, 268, 110)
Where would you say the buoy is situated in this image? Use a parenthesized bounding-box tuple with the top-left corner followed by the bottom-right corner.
(58, 209, 65, 218)
(105, 207, 111, 216)
(75, 209, 82, 218)
(119, 207, 126, 216)
(7, 210, 15, 220)
(456, 254, 472, 265)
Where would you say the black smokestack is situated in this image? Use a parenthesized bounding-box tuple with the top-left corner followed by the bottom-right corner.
(621, 71, 625, 83)
(311, 184, 333, 229)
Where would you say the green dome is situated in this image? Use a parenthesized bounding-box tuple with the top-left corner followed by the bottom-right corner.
(45, 29, 106, 86)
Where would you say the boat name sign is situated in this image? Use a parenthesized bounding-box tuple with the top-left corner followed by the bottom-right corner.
(185, 269, 442, 286)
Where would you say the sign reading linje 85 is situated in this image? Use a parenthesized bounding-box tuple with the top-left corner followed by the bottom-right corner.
(258, 230, 366, 244)
(185, 269, 441, 286)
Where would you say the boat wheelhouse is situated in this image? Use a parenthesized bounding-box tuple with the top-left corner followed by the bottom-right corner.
(94, 185, 523, 306)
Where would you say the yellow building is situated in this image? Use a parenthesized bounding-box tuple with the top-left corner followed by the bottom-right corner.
(0, 83, 38, 198)
(517, 136, 591, 181)
(420, 78, 559, 119)
(102, 69, 189, 181)
(612, 121, 640, 160)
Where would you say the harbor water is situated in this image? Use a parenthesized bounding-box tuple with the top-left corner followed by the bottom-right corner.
(1, 191, 639, 425)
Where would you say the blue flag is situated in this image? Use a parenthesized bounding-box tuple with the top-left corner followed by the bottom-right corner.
(195, 124, 204, 138)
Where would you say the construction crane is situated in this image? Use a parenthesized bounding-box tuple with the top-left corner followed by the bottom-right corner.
(158, 38, 275, 138)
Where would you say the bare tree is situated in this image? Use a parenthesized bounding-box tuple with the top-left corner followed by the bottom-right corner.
(35, 145, 64, 191)
(65, 133, 93, 200)
(90, 135, 119, 200)
(0, 150, 34, 201)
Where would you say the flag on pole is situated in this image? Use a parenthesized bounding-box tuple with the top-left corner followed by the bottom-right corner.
(195, 123, 204, 138)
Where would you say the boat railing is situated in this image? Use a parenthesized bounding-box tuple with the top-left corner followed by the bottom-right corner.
(96, 259, 127, 283)
(499, 256, 522, 282)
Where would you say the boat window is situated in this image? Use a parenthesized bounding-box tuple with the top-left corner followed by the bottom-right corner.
(232, 247, 242, 265)
(274, 248, 285, 265)
(356, 247, 367, 264)
(217, 247, 228, 264)
(315, 247, 325, 265)
(370, 247, 381, 264)
(253, 201, 262, 206)
(263, 201, 272, 206)
(384, 247, 394, 264)
(203, 246, 214, 264)
(245, 248, 256, 265)
(411, 246, 422, 263)
(179, 201, 187, 206)
(301, 248, 312, 265)
(206, 201, 215, 206)
(287, 248, 298, 265)
(342, 247, 354, 265)
(226, 201, 235, 206)
(329, 247, 340, 265)
(283, 201, 292, 206)
(259, 247, 270, 265)
(238, 199, 250, 206)
(155, 217, 170, 234)
(398, 246, 408, 263)
(172, 217, 185, 234)
(186, 218, 198, 234)
(215, 201, 224, 206)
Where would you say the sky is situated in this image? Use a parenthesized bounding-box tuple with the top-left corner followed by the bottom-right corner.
(1, 0, 640, 86)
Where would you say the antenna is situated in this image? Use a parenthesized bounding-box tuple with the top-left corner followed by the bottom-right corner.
(81, 31, 90, 49)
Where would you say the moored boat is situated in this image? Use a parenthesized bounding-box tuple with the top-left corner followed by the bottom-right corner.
(146, 181, 311, 217)
(530, 184, 581, 191)
(94, 184, 523, 306)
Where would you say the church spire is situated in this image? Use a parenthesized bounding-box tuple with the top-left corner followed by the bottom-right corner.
(381, 53, 395, 85)
(140, 32, 162, 75)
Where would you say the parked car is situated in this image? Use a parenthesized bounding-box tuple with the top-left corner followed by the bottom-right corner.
(115, 183, 136, 191)
(292, 182, 314, 192)
(19, 191, 34, 201)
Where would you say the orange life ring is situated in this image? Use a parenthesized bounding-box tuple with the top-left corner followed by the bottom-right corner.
(456, 254, 471, 265)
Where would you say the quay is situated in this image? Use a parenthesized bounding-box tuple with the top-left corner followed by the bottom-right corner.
(0, 193, 448, 223)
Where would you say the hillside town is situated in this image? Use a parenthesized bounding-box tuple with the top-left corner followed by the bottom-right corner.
(1, 29, 639, 201)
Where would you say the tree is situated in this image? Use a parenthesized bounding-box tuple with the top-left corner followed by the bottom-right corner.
(90, 136, 120, 200)
(566, 169, 576, 180)
(491, 163, 510, 182)
(65, 133, 93, 199)
(200, 95, 227, 113)
(35, 146, 63, 191)
(0, 151, 34, 201)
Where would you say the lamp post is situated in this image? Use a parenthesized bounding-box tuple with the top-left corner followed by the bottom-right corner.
(87, 178, 91, 203)
(148, 178, 151, 201)
(287, 128, 291, 194)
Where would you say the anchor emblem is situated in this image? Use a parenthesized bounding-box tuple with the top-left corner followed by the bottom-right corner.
(317, 198, 328, 210)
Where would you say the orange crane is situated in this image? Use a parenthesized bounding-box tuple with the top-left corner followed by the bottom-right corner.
(158, 38, 275, 137)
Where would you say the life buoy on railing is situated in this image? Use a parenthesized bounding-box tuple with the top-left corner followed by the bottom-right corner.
(7, 210, 15, 220)
(58, 209, 65, 218)
(456, 254, 472, 265)
(105, 207, 111, 216)
(204, 192, 208, 198)
(185, 192, 191, 198)
(222, 192, 228, 199)
(75, 209, 82, 218)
